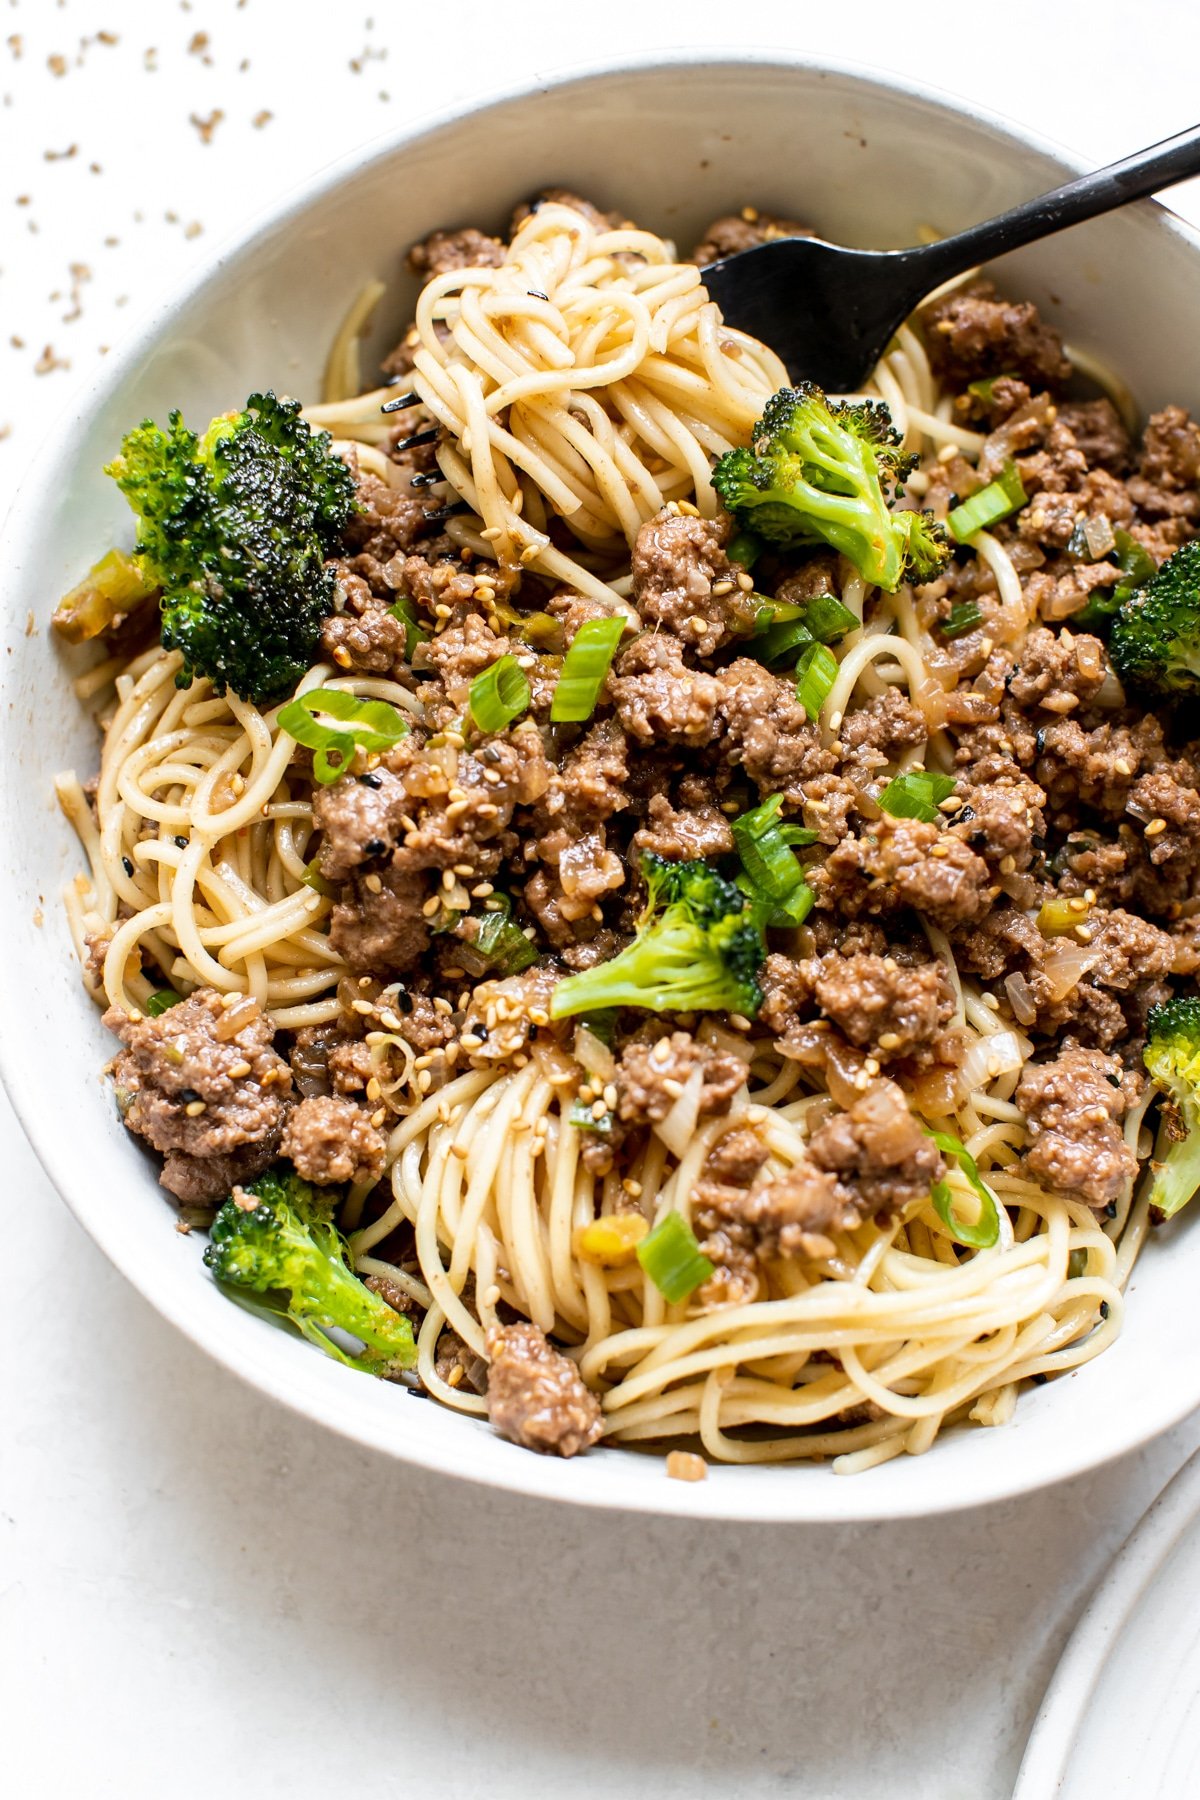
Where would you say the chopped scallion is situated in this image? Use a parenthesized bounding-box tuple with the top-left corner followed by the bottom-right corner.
(636, 1209, 714, 1303)
(947, 462, 1028, 542)
(471, 904, 539, 975)
(300, 856, 334, 898)
(727, 530, 762, 569)
(940, 600, 983, 639)
(927, 1129, 1000, 1249)
(278, 687, 410, 784)
(752, 606, 813, 668)
(469, 654, 531, 734)
(569, 1097, 614, 1135)
(550, 615, 626, 722)
(387, 595, 430, 659)
(144, 989, 184, 1016)
(732, 792, 816, 909)
(803, 592, 858, 644)
(795, 642, 838, 718)
(965, 373, 1016, 406)
(878, 770, 957, 824)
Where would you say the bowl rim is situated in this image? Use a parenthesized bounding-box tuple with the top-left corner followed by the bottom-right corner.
(5, 44, 1199, 1521)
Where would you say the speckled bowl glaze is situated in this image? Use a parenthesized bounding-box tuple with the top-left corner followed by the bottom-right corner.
(4, 50, 1198, 1519)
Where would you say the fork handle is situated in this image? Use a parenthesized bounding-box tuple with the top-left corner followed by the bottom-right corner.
(908, 121, 1200, 289)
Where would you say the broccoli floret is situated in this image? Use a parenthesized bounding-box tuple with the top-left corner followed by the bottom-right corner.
(107, 391, 356, 702)
(204, 1167, 416, 1376)
(1110, 537, 1200, 696)
(1144, 998, 1200, 1217)
(549, 853, 765, 1020)
(711, 383, 949, 592)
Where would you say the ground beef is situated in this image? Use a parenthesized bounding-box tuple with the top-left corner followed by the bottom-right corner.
(315, 766, 414, 882)
(460, 964, 561, 1065)
(321, 568, 409, 677)
(632, 785, 734, 861)
(1127, 406, 1200, 532)
(952, 770, 1047, 872)
(484, 1322, 603, 1456)
(810, 817, 992, 930)
(329, 865, 431, 973)
(1006, 626, 1110, 713)
(1016, 1044, 1140, 1208)
(692, 208, 812, 265)
(716, 658, 836, 801)
(1056, 399, 1131, 472)
(407, 225, 506, 278)
(105, 990, 292, 1204)
(541, 718, 630, 834)
(804, 951, 955, 1065)
(807, 1078, 947, 1219)
(630, 508, 749, 655)
(363, 1272, 416, 1316)
(695, 1154, 847, 1295)
(281, 1094, 387, 1187)
(922, 281, 1071, 390)
(615, 1030, 746, 1126)
(423, 612, 511, 701)
(609, 632, 723, 744)
(835, 689, 927, 771)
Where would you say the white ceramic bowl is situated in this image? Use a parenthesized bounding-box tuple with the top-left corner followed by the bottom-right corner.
(5, 51, 1199, 1521)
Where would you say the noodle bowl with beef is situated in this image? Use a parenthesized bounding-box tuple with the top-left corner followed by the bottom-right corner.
(52, 190, 1200, 1475)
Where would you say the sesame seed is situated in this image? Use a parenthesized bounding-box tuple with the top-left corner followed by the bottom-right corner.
(603, 1083, 619, 1110)
(364, 873, 383, 894)
(1113, 759, 1133, 777)
(591, 1099, 609, 1121)
(878, 1032, 902, 1051)
(421, 896, 442, 918)
(352, 998, 375, 1015)
(736, 571, 754, 592)
(978, 637, 995, 657)
(435, 603, 452, 619)
(998, 855, 1017, 875)
(1068, 896, 1089, 913)
(227, 1060, 252, 1079)
(1145, 817, 1168, 837)
(828, 711, 843, 732)
(712, 579, 734, 596)
(930, 844, 949, 858)
(417, 1071, 432, 1093)
(472, 882, 494, 898)
(442, 869, 456, 890)
(366, 1077, 382, 1102)
(578, 1084, 595, 1104)
(184, 1100, 206, 1118)
(623, 1179, 643, 1198)
(863, 1057, 880, 1077)
(687, 615, 709, 634)
(662, 1077, 685, 1100)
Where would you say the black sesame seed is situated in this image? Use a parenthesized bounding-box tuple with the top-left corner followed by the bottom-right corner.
(958, 805, 976, 823)
(1100, 1301, 1110, 1319)
(363, 838, 386, 856)
(122, 856, 134, 877)
(1105, 1201, 1118, 1219)
(180, 1088, 202, 1105)
(359, 772, 383, 789)
(1032, 1373, 1049, 1387)
(175, 835, 188, 848)
(1035, 728, 1046, 755)
(396, 990, 413, 1014)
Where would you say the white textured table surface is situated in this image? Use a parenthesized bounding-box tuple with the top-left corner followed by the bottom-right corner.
(4, 5, 1200, 1795)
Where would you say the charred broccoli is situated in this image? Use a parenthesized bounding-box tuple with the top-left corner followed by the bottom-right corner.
(107, 390, 356, 702)
(1110, 537, 1200, 696)
(712, 383, 949, 591)
(550, 854, 765, 1020)
(204, 1168, 416, 1376)
(1143, 998, 1200, 1217)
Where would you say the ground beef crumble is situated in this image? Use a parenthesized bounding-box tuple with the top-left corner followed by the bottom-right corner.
(484, 1322, 603, 1456)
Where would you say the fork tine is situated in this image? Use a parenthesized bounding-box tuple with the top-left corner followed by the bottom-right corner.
(421, 503, 465, 525)
(393, 426, 440, 451)
(381, 389, 420, 413)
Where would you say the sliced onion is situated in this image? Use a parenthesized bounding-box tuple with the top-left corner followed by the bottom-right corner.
(1041, 941, 1101, 1003)
(1003, 971, 1038, 1026)
(574, 1024, 615, 1085)
(1092, 668, 1125, 710)
(1082, 514, 1116, 560)
(698, 1018, 755, 1065)
(653, 1063, 705, 1158)
(959, 1028, 1024, 1094)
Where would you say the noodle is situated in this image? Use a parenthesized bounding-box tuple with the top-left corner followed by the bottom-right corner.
(54, 195, 1173, 1471)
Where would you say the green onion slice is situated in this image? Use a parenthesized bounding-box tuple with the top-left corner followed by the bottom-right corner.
(927, 1129, 1000, 1249)
(569, 1097, 614, 1136)
(387, 595, 430, 659)
(144, 989, 184, 1016)
(300, 855, 334, 898)
(278, 687, 410, 785)
(636, 1210, 714, 1303)
(965, 373, 1016, 406)
(803, 592, 858, 644)
(795, 642, 838, 718)
(732, 792, 816, 900)
(727, 529, 763, 569)
(550, 615, 626, 723)
(940, 600, 983, 639)
(469, 654, 531, 734)
(471, 905, 538, 976)
(878, 770, 957, 825)
(755, 615, 814, 668)
(947, 461, 1028, 542)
